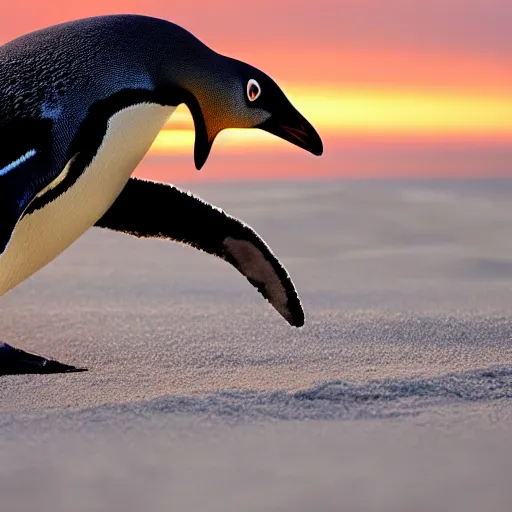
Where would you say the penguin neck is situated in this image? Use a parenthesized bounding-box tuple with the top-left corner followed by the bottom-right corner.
(164, 55, 230, 170)
(177, 86, 210, 171)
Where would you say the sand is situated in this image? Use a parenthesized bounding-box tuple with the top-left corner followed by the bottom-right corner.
(2, 180, 512, 511)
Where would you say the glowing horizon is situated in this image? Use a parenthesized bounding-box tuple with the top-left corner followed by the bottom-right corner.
(149, 86, 512, 157)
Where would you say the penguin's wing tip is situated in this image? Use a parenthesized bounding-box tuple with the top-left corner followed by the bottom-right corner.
(223, 237, 305, 327)
(288, 303, 305, 328)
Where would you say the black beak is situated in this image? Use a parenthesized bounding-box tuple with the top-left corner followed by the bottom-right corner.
(257, 106, 323, 157)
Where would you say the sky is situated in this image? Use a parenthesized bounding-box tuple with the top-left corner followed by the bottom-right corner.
(1, 1, 511, 181)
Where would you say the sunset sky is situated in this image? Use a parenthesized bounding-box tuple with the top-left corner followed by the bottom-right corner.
(1, 1, 511, 180)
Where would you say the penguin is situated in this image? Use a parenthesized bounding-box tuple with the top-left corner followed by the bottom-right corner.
(0, 14, 323, 375)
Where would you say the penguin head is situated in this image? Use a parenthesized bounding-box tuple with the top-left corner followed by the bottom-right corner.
(188, 58, 324, 170)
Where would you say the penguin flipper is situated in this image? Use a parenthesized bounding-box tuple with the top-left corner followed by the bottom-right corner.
(0, 153, 43, 255)
(95, 178, 305, 327)
(0, 119, 54, 255)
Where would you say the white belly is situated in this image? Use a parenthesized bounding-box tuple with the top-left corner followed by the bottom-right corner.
(0, 103, 175, 295)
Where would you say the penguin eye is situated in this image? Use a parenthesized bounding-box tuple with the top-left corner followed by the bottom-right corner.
(247, 79, 261, 102)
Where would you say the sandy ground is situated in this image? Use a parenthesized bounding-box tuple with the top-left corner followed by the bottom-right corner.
(2, 180, 512, 511)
